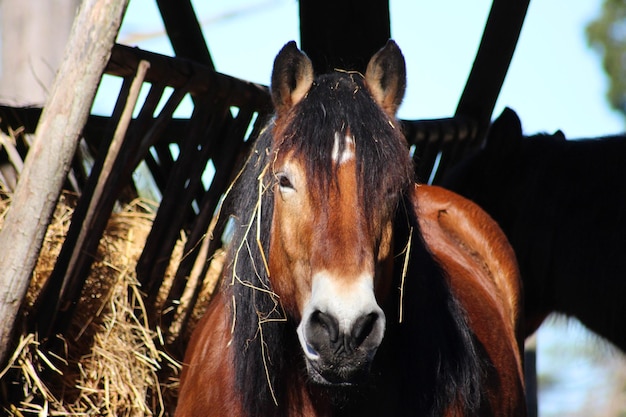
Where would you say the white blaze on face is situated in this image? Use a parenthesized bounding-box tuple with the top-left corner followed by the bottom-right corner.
(331, 133, 355, 165)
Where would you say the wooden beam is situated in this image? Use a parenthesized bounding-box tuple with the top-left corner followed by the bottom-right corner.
(155, 0, 214, 70)
(299, 0, 390, 74)
(426, 0, 529, 184)
(455, 0, 530, 134)
(107, 44, 271, 109)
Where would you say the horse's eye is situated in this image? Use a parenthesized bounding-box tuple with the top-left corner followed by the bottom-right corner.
(278, 173, 294, 190)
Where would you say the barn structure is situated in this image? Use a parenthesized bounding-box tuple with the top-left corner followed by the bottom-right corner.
(0, 0, 538, 414)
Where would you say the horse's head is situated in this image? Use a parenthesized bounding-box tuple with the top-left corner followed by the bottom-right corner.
(266, 41, 412, 385)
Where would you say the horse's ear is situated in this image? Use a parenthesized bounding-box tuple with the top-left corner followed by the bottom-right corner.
(365, 40, 406, 116)
(271, 41, 314, 115)
(484, 107, 523, 155)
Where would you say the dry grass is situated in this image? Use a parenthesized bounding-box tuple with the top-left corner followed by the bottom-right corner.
(0, 193, 223, 416)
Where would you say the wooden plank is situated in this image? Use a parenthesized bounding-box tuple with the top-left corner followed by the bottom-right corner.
(0, 0, 129, 366)
(31, 75, 133, 330)
(422, 0, 529, 183)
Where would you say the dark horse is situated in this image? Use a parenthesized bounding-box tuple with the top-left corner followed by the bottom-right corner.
(443, 108, 626, 351)
(176, 41, 526, 417)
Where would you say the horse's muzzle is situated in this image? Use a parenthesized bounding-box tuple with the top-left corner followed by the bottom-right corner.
(297, 307, 386, 385)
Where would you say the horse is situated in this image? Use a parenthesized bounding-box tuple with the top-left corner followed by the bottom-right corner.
(442, 107, 626, 351)
(176, 41, 526, 417)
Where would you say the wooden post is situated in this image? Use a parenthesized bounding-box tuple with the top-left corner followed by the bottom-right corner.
(0, 0, 129, 365)
(299, 0, 390, 74)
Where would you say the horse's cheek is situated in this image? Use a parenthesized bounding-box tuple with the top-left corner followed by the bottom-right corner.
(269, 204, 311, 317)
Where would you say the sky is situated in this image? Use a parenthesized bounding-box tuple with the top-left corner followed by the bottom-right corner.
(110, 0, 625, 139)
(109, 2, 626, 415)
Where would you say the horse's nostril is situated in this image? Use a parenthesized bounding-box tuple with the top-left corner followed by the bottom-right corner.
(350, 312, 379, 349)
(306, 309, 383, 355)
(310, 310, 339, 344)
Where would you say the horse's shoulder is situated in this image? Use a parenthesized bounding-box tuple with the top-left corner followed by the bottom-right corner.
(412, 184, 521, 331)
(412, 184, 526, 414)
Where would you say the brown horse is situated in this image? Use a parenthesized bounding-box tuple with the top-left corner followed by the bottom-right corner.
(176, 41, 525, 417)
(443, 108, 626, 350)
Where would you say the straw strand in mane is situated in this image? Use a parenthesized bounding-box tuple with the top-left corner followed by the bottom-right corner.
(221, 128, 295, 416)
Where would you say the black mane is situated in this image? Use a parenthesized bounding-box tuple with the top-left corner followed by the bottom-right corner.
(385, 201, 483, 416)
(222, 126, 293, 417)
(277, 72, 413, 214)
(222, 70, 482, 416)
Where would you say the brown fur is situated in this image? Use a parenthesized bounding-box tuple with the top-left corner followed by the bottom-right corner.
(413, 184, 526, 416)
(176, 292, 243, 416)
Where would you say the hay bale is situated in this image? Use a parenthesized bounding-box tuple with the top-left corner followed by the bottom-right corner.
(0, 193, 223, 416)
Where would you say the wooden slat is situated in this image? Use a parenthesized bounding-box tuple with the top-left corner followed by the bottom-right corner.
(136, 98, 227, 302)
(107, 44, 271, 110)
(160, 108, 260, 334)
